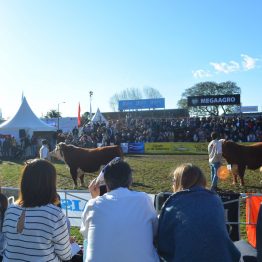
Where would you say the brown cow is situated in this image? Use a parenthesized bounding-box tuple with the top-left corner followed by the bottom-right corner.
(222, 140, 262, 186)
(50, 143, 123, 188)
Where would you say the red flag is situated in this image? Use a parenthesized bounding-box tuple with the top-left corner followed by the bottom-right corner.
(77, 102, 81, 127)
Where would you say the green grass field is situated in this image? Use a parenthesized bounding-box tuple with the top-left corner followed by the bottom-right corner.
(2, 154, 262, 193)
(1, 154, 262, 243)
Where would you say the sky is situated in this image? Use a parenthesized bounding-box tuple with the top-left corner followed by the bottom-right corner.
(0, 0, 261, 119)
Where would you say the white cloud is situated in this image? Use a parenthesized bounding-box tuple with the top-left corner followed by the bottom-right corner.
(193, 54, 259, 78)
(192, 69, 212, 78)
(241, 54, 257, 70)
(210, 61, 240, 74)
(192, 69, 211, 78)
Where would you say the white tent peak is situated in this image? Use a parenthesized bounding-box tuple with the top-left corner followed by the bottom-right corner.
(91, 108, 108, 124)
(0, 96, 56, 138)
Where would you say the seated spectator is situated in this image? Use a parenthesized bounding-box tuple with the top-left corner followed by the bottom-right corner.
(80, 158, 159, 262)
(50, 114, 262, 148)
(247, 132, 257, 142)
(0, 193, 8, 262)
(2, 159, 72, 261)
(157, 163, 240, 262)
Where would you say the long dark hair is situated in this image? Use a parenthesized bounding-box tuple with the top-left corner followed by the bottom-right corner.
(17, 159, 58, 207)
(0, 193, 8, 229)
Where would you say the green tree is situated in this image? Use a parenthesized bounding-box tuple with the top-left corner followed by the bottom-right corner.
(143, 86, 163, 98)
(177, 81, 241, 116)
(44, 110, 61, 118)
(109, 87, 163, 111)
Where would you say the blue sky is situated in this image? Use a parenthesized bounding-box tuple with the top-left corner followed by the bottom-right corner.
(0, 0, 261, 119)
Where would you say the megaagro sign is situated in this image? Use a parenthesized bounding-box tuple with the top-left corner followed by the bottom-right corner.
(188, 94, 241, 107)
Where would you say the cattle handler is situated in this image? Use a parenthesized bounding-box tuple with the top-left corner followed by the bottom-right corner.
(208, 132, 223, 191)
(39, 139, 50, 160)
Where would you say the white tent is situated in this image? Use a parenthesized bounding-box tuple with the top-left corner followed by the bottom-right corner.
(0, 96, 56, 139)
(91, 108, 108, 124)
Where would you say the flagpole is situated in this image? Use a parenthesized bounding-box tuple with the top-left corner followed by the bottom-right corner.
(78, 102, 81, 127)
(89, 91, 93, 120)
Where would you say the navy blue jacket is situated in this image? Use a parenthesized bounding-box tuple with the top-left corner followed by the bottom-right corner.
(157, 187, 241, 262)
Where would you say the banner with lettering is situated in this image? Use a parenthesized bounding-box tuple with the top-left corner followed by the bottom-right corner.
(188, 94, 241, 107)
(144, 142, 207, 154)
(128, 142, 145, 154)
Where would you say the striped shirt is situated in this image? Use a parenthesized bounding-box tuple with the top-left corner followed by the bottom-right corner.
(0, 212, 4, 256)
(2, 203, 72, 262)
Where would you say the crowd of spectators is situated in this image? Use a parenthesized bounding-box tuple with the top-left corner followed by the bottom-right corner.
(0, 116, 259, 260)
(1, 115, 262, 160)
(60, 115, 262, 148)
(0, 135, 38, 160)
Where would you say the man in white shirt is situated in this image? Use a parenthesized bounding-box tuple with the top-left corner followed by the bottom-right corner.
(80, 158, 159, 262)
(208, 132, 224, 190)
(39, 140, 50, 160)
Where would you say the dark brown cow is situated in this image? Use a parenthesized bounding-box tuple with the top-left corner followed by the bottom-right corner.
(50, 143, 123, 188)
(222, 140, 262, 186)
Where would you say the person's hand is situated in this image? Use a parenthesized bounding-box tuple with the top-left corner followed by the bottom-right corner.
(70, 236, 76, 243)
(88, 178, 100, 198)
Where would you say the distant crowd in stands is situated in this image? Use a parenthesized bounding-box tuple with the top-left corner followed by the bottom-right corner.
(60, 115, 262, 148)
(1, 115, 262, 160)
(0, 135, 38, 160)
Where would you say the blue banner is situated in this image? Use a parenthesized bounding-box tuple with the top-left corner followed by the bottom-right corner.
(119, 98, 165, 111)
(128, 143, 145, 154)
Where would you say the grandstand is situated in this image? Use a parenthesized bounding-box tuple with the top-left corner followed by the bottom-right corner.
(103, 108, 189, 120)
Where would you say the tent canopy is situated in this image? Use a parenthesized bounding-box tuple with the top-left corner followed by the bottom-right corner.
(0, 96, 56, 139)
(91, 108, 108, 124)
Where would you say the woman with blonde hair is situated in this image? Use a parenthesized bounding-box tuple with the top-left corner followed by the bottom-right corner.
(172, 163, 206, 192)
(2, 159, 72, 261)
(157, 163, 240, 262)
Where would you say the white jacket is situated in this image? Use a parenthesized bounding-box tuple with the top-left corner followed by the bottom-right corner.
(80, 187, 159, 262)
(208, 139, 224, 164)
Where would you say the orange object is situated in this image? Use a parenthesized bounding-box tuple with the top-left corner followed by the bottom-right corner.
(77, 102, 81, 127)
(246, 195, 262, 248)
(217, 166, 230, 180)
